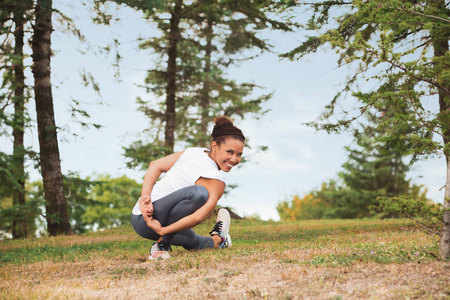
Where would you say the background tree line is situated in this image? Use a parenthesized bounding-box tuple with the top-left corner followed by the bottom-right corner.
(0, 1, 448, 258)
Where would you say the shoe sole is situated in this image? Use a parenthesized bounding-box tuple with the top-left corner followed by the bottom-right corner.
(217, 208, 231, 240)
(148, 251, 171, 260)
(224, 233, 232, 248)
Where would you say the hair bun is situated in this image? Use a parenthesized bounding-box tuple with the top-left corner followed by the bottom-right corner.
(214, 116, 233, 127)
(211, 116, 245, 142)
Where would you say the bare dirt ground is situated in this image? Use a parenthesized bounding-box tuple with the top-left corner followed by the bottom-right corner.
(2, 251, 449, 299)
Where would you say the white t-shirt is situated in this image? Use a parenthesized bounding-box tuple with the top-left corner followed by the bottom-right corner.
(132, 147, 225, 215)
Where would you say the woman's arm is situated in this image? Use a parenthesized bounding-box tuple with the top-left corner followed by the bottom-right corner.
(141, 151, 184, 197)
(139, 151, 183, 217)
(146, 177, 225, 236)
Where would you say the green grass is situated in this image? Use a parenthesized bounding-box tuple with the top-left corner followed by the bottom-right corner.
(0, 240, 148, 264)
(0, 218, 438, 266)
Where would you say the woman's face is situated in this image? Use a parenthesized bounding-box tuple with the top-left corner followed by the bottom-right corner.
(211, 138, 244, 172)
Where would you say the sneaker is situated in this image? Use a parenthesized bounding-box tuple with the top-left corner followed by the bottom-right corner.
(209, 208, 231, 248)
(149, 241, 172, 260)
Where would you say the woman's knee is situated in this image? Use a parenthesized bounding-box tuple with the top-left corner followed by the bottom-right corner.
(190, 185, 209, 205)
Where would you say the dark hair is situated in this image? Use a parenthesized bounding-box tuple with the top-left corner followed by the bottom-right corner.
(211, 116, 245, 145)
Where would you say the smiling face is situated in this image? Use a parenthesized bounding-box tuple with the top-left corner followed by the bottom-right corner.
(209, 138, 244, 172)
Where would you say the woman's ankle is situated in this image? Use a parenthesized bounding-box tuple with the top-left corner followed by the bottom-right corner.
(212, 234, 222, 248)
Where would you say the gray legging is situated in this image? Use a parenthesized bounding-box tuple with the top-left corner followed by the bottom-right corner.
(131, 185, 215, 250)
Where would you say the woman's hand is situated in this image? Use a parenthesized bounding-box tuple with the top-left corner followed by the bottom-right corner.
(143, 215, 164, 235)
(139, 195, 154, 217)
(139, 195, 164, 234)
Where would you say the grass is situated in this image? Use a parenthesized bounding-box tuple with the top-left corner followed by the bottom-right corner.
(1, 218, 449, 299)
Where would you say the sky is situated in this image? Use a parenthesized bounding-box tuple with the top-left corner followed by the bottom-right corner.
(5, 1, 446, 221)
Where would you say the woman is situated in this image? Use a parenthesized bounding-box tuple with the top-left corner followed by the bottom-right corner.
(131, 116, 245, 259)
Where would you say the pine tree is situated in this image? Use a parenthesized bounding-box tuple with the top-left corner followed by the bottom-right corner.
(93, 0, 294, 168)
(0, 0, 34, 238)
(277, 111, 430, 220)
(175, 0, 289, 147)
(338, 112, 412, 218)
(10, 1, 31, 238)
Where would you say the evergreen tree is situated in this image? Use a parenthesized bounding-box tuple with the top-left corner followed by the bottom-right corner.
(284, 0, 450, 257)
(277, 112, 430, 220)
(175, 0, 290, 147)
(10, 0, 34, 238)
(93, 0, 294, 168)
(337, 111, 412, 218)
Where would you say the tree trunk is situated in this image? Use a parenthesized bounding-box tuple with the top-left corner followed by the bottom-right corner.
(31, 0, 70, 236)
(432, 0, 450, 258)
(200, 17, 213, 147)
(11, 4, 27, 238)
(164, 0, 182, 151)
(442, 157, 450, 258)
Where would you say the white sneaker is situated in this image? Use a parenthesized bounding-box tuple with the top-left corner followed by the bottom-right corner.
(209, 208, 231, 248)
(149, 241, 172, 260)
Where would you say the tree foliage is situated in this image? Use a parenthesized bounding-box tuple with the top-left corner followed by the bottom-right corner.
(277, 180, 431, 221)
(277, 182, 335, 221)
(63, 173, 102, 234)
(2, 174, 141, 236)
(0, 187, 41, 239)
(59, 174, 139, 233)
(82, 175, 141, 230)
(374, 195, 442, 237)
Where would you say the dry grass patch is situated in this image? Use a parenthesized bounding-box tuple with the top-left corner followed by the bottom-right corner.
(1, 256, 448, 299)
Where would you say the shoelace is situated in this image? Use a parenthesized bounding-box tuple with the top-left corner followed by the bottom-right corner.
(157, 242, 172, 252)
(209, 220, 223, 236)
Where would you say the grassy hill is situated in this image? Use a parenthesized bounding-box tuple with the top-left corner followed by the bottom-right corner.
(0, 219, 448, 299)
